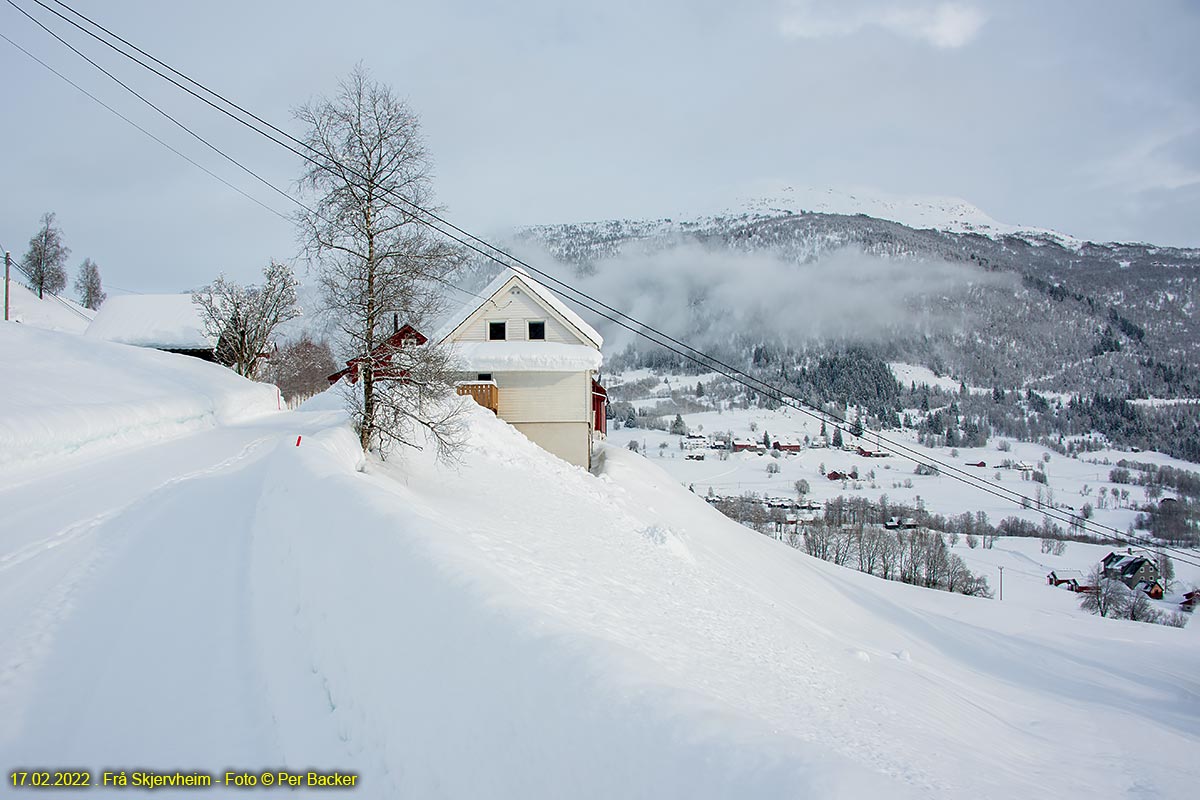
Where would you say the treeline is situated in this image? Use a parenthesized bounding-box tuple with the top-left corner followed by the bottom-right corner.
(710, 493, 994, 598)
(1110, 460, 1200, 499)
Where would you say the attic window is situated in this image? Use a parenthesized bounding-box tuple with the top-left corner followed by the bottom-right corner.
(528, 320, 546, 340)
(488, 321, 507, 341)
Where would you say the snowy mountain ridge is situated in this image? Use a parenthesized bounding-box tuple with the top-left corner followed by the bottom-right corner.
(725, 184, 1085, 248)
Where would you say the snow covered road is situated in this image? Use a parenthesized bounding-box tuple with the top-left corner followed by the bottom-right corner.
(0, 413, 340, 766)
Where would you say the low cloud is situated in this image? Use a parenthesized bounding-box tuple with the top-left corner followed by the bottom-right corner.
(518, 240, 1013, 354)
(779, 1, 988, 49)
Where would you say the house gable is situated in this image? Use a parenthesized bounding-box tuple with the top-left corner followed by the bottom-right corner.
(437, 271, 602, 350)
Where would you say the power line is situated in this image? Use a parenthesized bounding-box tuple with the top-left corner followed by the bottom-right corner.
(0, 30, 291, 222)
(3, 252, 93, 321)
(3, 7, 482, 307)
(21, 0, 1200, 566)
(4, 0, 302, 223)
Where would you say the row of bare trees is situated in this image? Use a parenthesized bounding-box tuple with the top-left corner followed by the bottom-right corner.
(794, 525, 992, 596)
(18, 212, 106, 308)
(711, 494, 991, 597)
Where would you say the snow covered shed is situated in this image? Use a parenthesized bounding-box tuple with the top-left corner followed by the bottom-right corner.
(435, 268, 606, 469)
(85, 294, 216, 361)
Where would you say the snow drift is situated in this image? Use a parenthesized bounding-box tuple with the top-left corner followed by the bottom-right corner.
(0, 324, 279, 473)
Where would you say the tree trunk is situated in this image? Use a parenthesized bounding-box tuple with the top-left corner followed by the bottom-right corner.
(361, 217, 376, 452)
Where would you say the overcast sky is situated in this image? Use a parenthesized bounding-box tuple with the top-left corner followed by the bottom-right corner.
(1, 0, 1197, 294)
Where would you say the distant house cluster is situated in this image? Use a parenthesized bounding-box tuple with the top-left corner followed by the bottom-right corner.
(1100, 550, 1164, 599)
(1046, 550, 1166, 600)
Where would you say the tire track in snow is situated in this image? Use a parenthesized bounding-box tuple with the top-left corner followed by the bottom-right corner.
(0, 435, 273, 747)
(0, 437, 270, 575)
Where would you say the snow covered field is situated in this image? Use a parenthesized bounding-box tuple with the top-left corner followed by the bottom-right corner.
(2, 323, 1198, 798)
(606, 398, 1171, 537)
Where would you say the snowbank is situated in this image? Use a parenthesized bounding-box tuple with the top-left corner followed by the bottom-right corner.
(449, 340, 602, 372)
(0, 324, 278, 473)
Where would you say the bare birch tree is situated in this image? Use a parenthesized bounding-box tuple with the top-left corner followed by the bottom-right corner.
(1079, 564, 1127, 618)
(295, 66, 463, 458)
(192, 261, 300, 378)
(74, 258, 106, 310)
(23, 212, 69, 299)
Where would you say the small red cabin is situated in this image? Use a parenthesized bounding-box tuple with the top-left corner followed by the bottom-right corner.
(327, 324, 428, 385)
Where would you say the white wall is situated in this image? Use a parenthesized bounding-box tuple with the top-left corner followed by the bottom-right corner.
(511, 422, 592, 469)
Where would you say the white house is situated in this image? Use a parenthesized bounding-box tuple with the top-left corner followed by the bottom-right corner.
(85, 294, 216, 361)
(435, 268, 606, 469)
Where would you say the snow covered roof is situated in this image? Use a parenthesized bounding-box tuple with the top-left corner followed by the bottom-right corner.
(1049, 569, 1083, 579)
(448, 341, 602, 373)
(85, 294, 214, 351)
(434, 267, 603, 349)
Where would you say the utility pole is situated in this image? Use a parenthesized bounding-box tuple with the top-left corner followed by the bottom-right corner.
(998, 565, 1004, 601)
(4, 251, 10, 321)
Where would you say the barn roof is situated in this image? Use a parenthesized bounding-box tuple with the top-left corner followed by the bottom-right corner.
(85, 294, 214, 351)
(434, 267, 603, 349)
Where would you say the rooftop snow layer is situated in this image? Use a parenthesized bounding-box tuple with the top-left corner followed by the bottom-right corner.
(449, 341, 602, 372)
(85, 294, 214, 350)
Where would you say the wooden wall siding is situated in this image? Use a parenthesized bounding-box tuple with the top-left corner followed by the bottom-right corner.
(454, 284, 580, 345)
(494, 370, 591, 424)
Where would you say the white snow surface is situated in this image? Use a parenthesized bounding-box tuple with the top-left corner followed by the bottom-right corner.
(0, 324, 279, 474)
(727, 184, 1086, 249)
(433, 266, 604, 348)
(449, 340, 602, 372)
(1, 343, 1198, 798)
(85, 293, 214, 350)
(2, 279, 94, 333)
